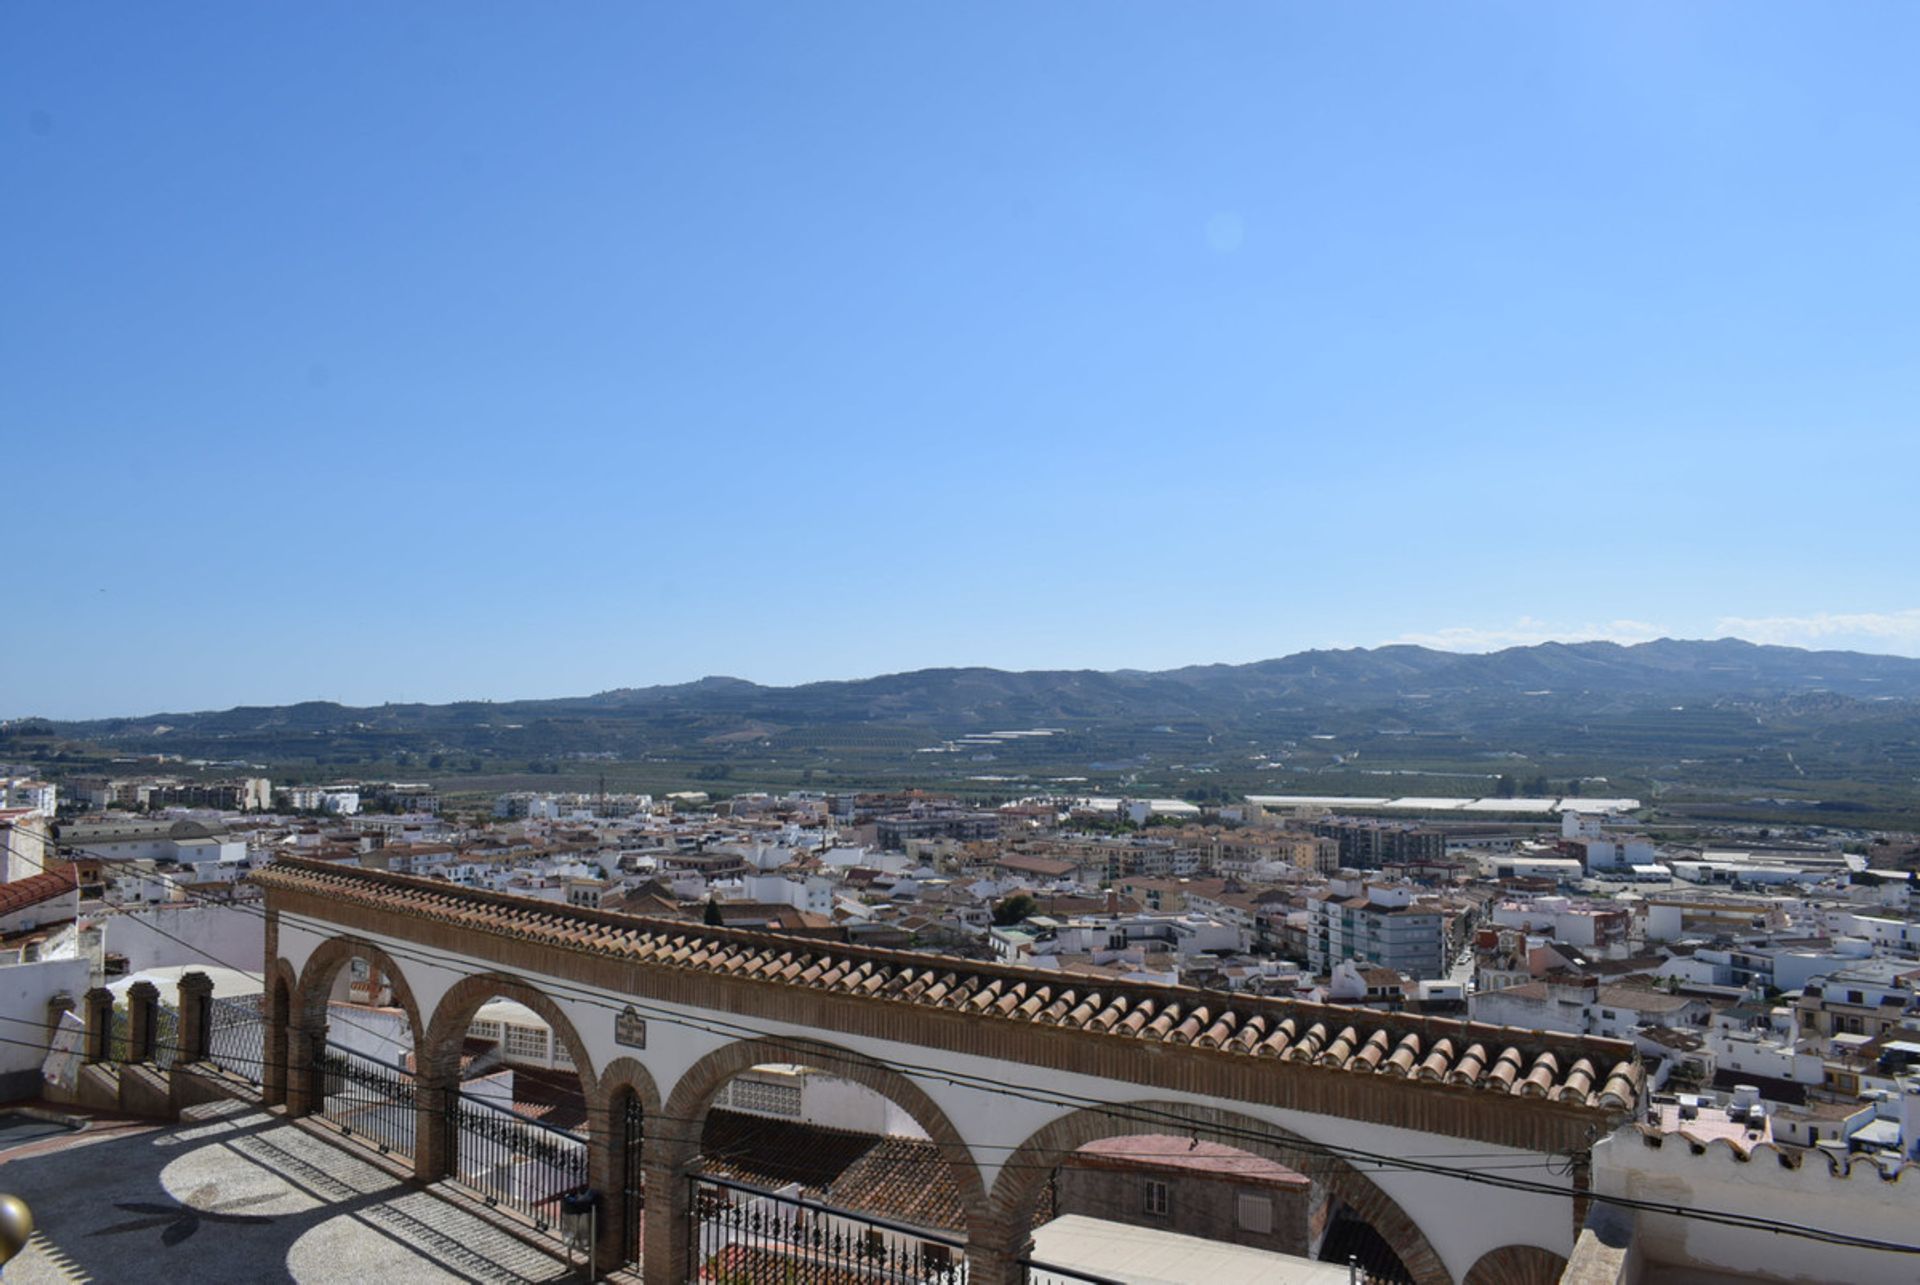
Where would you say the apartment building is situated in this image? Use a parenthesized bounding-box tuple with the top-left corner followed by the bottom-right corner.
(1306, 875, 1454, 979)
(1311, 818, 1444, 871)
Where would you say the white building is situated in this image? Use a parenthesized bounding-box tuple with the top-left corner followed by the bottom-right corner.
(0, 779, 56, 818)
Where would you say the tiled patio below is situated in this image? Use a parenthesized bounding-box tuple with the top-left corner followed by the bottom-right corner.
(0, 1102, 583, 1284)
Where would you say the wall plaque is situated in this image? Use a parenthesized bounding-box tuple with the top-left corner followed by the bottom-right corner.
(615, 1004, 647, 1049)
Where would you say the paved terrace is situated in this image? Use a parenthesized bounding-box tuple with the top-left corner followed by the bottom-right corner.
(0, 1102, 579, 1285)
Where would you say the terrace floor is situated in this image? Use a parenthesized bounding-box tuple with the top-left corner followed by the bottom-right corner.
(0, 1102, 582, 1284)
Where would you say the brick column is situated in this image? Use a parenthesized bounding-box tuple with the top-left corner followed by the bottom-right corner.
(262, 980, 290, 1107)
(413, 1071, 453, 1183)
(125, 981, 161, 1063)
(964, 1210, 1033, 1285)
(82, 987, 115, 1062)
(175, 971, 215, 1064)
(284, 1021, 327, 1119)
(45, 991, 75, 1047)
(641, 1114, 701, 1284)
(588, 1092, 626, 1271)
(1570, 1150, 1593, 1241)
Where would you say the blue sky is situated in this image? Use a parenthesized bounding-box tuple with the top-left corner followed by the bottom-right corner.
(5, 4, 1918, 718)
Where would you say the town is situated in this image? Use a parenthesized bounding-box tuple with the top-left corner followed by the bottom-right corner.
(1, 762, 1915, 1281)
(10, 3, 1913, 1280)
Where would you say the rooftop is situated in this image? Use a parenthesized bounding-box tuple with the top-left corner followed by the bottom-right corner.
(1067, 1135, 1309, 1188)
(254, 858, 1645, 1110)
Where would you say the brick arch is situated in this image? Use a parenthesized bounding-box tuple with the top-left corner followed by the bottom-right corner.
(263, 957, 299, 1106)
(293, 936, 426, 1052)
(1464, 1243, 1568, 1285)
(598, 1055, 663, 1118)
(659, 1036, 990, 1222)
(594, 1055, 662, 1268)
(421, 971, 599, 1093)
(985, 1102, 1451, 1285)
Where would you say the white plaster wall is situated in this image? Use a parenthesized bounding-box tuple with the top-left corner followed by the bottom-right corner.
(324, 1001, 412, 1065)
(1593, 1132, 1917, 1283)
(0, 957, 91, 1084)
(106, 903, 265, 976)
(800, 1073, 930, 1139)
(271, 912, 1577, 1281)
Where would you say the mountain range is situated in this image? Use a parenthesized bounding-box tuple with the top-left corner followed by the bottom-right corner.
(33, 637, 1920, 734)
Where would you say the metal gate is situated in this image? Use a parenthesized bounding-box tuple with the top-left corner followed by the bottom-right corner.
(621, 1093, 645, 1266)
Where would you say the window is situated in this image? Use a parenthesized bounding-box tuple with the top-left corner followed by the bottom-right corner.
(1144, 1179, 1169, 1216)
(1235, 1193, 1273, 1234)
(729, 1078, 803, 1118)
(504, 1024, 548, 1061)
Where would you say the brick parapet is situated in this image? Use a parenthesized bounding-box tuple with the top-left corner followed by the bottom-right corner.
(263, 865, 1630, 1156)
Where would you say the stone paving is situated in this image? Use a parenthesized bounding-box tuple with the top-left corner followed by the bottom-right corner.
(0, 1103, 579, 1284)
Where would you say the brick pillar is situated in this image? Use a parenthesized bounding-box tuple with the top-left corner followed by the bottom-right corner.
(175, 971, 215, 1064)
(45, 991, 75, 1046)
(414, 1069, 454, 1183)
(125, 981, 161, 1063)
(1570, 1150, 1593, 1240)
(588, 1091, 626, 1271)
(262, 980, 290, 1107)
(964, 1209, 1032, 1285)
(82, 987, 115, 1062)
(284, 1022, 327, 1119)
(641, 1114, 701, 1285)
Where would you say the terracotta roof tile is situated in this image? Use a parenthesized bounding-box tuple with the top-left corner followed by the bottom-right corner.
(251, 857, 1642, 1111)
(0, 866, 78, 918)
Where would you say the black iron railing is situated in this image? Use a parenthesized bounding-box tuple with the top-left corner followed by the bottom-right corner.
(442, 1087, 588, 1232)
(686, 1171, 967, 1283)
(207, 995, 266, 1085)
(621, 1093, 645, 1265)
(316, 1041, 418, 1158)
(152, 1004, 181, 1070)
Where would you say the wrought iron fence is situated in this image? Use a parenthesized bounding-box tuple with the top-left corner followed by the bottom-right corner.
(151, 1004, 180, 1070)
(316, 1042, 418, 1158)
(687, 1171, 968, 1283)
(621, 1092, 645, 1265)
(207, 995, 266, 1085)
(442, 1087, 588, 1232)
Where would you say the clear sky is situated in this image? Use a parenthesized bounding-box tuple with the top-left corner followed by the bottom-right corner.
(5, 4, 1918, 718)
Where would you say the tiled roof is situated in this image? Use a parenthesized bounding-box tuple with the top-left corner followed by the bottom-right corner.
(0, 866, 78, 918)
(701, 1109, 966, 1231)
(254, 858, 1644, 1110)
(1068, 1135, 1308, 1188)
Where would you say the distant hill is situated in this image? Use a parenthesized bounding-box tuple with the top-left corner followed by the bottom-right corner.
(31, 636, 1920, 744)
(14, 639, 1920, 826)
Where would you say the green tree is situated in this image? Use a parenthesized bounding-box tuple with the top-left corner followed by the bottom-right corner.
(992, 893, 1037, 926)
(1494, 774, 1517, 798)
(703, 897, 724, 927)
